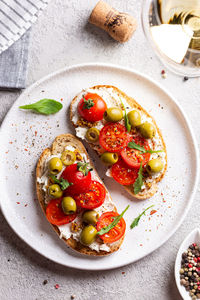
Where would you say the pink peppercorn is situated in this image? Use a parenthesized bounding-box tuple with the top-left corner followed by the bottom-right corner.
(55, 284, 60, 289)
(188, 264, 193, 268)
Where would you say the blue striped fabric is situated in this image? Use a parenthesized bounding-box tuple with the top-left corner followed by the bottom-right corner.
(0, 0, 49, 54)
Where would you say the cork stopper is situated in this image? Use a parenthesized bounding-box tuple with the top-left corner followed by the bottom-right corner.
(89, 0, 137, 43)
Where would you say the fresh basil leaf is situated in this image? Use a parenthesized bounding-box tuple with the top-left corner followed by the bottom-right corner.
(130, 205, 154, 229)
(134, 163, 143, 194)
(120, 98, 131, 132)
(77, 162, 93, 176)
(83, 95, 94, 109)
(50, 175, 72, 191)
(97, 205, 130, 236)
(19, 99, 63, 115)
(128, 141, 146, 153)
(128, 141, 163, 154)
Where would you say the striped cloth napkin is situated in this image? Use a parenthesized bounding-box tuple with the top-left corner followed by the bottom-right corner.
(0, 0, 50, 89)
(0, 0, 49, 54)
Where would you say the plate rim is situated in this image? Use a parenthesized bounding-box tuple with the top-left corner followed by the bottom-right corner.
(0, 62, 199, 270)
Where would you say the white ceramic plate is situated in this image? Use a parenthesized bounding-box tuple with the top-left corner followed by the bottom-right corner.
(0, 63, 199, 270)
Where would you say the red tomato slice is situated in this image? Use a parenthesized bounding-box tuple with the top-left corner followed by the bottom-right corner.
(121, 135, 151, 169)
(46, 198, 77, 226)
(99, 123, 129, 153)
(78, 93, 107, 122)
(111, 158, 138, 185)
(61, 164, 92, 196)
(96, 211, 126, 243)
(74, 181, 106, 209)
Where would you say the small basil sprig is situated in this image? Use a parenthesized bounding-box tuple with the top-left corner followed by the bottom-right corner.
(77, 162, 93, 176)
(83, 95, 94, 109)
(134, 162, 143, 194)
(19, 99, 63, 115)
(128, 141, 163, 154)
(50, 175, 72, 190)
(97, 205, 130, 235)
(120, 98, 131, 132)
(130, 205, 154, 229)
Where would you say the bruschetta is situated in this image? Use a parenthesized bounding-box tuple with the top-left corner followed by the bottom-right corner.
(36, 134, 126, 256)
(70, 85, 167, 200)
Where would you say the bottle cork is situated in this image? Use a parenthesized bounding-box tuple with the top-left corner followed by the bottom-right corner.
(89, 0, 137, 43)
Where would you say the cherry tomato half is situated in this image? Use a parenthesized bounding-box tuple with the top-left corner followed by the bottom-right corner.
(97, 211, 126, 243)
(111, 158, 138, 185)
(74, 181, 106, 209)
(99, 123, 129, 153)
(121, 135, 151, 169)
(46, 198, 77, 225)
(61, 164, 92, 196)
(78, 93, 107, 122)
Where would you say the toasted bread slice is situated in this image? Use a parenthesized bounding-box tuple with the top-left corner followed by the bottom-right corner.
(36, 133, 124, 256)
(70, 85, 167, 200)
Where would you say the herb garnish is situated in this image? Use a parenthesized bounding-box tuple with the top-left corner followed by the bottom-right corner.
(77, 162, 93, 176)
(50, 175, 72, 190)
(134, 162, 143, 194)
(97, 205, 130, 235)
(120, 99, 131, 132)
(19, 99, 63, 115)
(83, 95, 94, 109)
(128, 141, 163, 154)
(130, 205, 154, 229)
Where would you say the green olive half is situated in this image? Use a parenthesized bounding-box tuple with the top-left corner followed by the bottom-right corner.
(61, 196, 77, 214)
(127, 110, 141, 127)
(86, 128, 100, 143)
(48, 184, 63, 198)
(61, 150, 76, 166)
(138, 122, 155, 139)
(104, 107, 123, 122)
(48, 157, 63, 175)
(101, 152, 118, 165)
(82, 210, 99, 226)
(146, 159, 164, 174)
(80, 225, 97, 246)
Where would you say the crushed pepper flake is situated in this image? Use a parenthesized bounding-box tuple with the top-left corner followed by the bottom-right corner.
(140, 244, 143, 247)
(35, 131, 37, 136)
(16, 202, 20, 204)
(54, 284, 60, 289)
(150, 210, 157, 215)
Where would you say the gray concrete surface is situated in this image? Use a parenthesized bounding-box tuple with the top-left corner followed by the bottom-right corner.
(0, 1, 200, 299)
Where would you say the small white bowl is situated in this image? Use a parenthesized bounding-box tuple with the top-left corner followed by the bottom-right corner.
(175, 228, 200, 300)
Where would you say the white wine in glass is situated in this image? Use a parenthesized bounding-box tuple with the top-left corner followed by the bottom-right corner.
(142, 0, 200, 76)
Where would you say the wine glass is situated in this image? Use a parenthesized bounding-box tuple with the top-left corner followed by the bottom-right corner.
(142, 0, 200, 77)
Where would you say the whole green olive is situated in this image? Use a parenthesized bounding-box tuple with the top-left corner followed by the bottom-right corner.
(80, 225, 97, 246)
(127, 110, 141, 127)
(82, 210, 99, 226)
(61, 150, 76, 166)
(146, 159, 164, 174)
(138, 122, 155, 139)
(48, 157, 63, 175)
(61, 196, 77, 214)
(104, 107, 123, 122)
(101, 152, 118, 165)
(86, 128, 100, 143)
(48, 184, 63, 198)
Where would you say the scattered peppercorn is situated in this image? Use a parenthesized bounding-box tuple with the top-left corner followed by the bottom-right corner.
(183, 76, 189, 81)
(55, 284, 60, 289)
(180, 244, 200, 299)
(43, 280, 48, 285)
(161, 70, 167, 79)
(71, 295, 76, 299)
